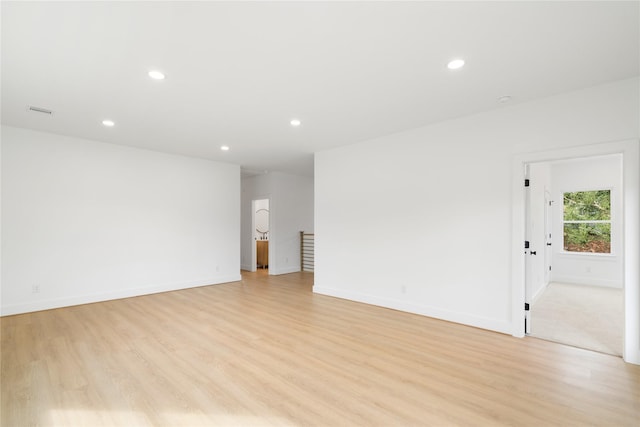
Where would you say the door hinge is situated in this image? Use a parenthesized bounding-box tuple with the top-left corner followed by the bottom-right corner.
(524, 179, 530, 187)
(525, 241, 530, 249)
(525, 303, 530, 311)
(549, 266, 552, 271)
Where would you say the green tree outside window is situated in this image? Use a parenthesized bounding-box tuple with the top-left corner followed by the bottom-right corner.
(563, 190, 611, 253)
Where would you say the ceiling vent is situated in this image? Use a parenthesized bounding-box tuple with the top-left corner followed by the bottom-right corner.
(28, 106, 53, 115)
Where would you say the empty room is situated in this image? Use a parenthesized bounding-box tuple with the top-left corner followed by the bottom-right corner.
(2, 1, 639, 426)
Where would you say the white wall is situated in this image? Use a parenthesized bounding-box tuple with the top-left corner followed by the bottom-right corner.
(1, 126, 241, 315)
(551, 155, 623, 288)
(241, 172, 313, 274)
(315, 78, 639, 338)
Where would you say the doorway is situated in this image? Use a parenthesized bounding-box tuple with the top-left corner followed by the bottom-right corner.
(525, 155, 623, 355)
(252, 199, 270, 272)
(511, 139, 640, 365)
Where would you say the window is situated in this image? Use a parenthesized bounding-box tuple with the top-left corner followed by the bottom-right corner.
(563, 190, 611, 253)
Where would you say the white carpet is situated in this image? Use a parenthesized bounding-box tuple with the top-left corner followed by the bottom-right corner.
(530, 282, 623, 356)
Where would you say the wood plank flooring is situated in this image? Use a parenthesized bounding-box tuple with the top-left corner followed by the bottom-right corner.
(2, 271, 639, 426)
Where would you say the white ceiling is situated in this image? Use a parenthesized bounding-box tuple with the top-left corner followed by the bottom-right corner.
(2, 1, 639, 177)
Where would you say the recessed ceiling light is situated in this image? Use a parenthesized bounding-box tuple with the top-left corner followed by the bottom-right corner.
(102, 119, 115, 127)
(220, 145, 230, 151)
(148, 70, 165, 80)
(290, 119, 301, 127)
(497, 95, 512, 104)
(447, 59, 465, 70)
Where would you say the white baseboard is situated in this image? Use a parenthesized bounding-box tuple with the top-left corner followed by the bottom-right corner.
(312, 285, 512, 335)
(269, 266, 301, 275)
(551, 275, 622, 288)
(531, 281, 550, 303)
(1, 274, 242, 316)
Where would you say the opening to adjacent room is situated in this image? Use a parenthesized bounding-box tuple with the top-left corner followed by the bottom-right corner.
(525, 155, 623, 356)
(253, 199, 270, 272)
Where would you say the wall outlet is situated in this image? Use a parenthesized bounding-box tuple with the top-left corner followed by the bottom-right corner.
(285, 257, 289, 264)
(32, 285, 40, 294)
(216, 265, 220, 272)
(401, 285, 407, 294)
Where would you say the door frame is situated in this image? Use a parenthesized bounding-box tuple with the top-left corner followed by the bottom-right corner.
(511, 139, 639, 364)
(544, 189, 553, 286)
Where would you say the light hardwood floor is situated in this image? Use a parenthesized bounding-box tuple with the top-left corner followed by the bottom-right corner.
(2, 271, 639, 426)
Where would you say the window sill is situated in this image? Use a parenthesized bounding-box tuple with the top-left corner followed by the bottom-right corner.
(557, 251, 617, 260)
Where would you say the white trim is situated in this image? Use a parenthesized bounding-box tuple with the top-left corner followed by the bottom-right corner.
(532, 282, 550, 304)
(270, 266, 301, 276)
(512, 139, 640, 365)
(556, 252, 617, 258)
(250, 199, 258, 273)
(549, 276, 621, 289)
(314, 286, 512, 335)
(622, 141, 640, 364)
(0, 275, 242, 316)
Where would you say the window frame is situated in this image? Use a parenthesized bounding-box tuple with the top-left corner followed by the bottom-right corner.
(561, 188, 613, 255)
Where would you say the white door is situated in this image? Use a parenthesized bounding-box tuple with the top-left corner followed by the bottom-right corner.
(544, 190, 553, 285)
